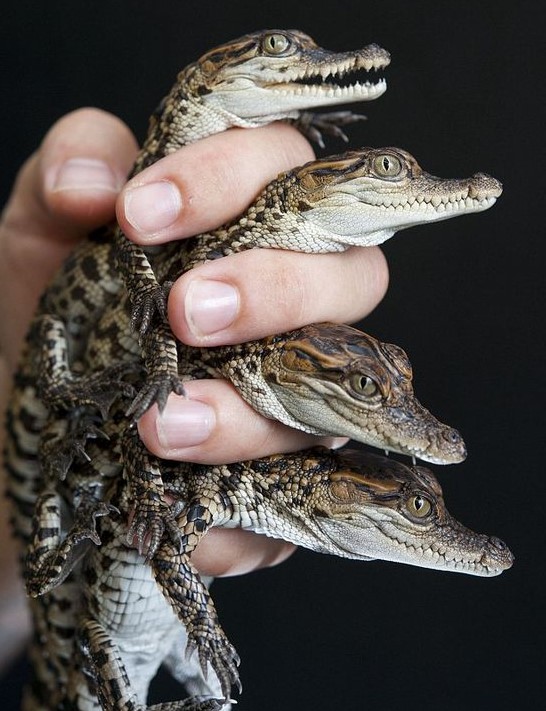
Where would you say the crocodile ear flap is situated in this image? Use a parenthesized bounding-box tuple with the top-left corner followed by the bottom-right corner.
(299, 171, 321, 191)
(330, 470, 399, 495)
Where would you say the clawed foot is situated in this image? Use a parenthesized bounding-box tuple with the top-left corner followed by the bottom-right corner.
(131, 283, 169, 335)
(39, 362, 137, 419)
(126, 500, 183, 561)
(41, 416, 107, 480)
(127, 372, 186, 421)
(66, 365, 137, 419)
(25, 494, 116, 597)
(74, 497, 119, 544)
(186, 633, 241, 702)
(296, 110, 367, 148)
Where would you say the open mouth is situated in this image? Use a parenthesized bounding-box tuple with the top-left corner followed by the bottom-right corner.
(273, 59, 388, 100)
(296, 65, 385, 87)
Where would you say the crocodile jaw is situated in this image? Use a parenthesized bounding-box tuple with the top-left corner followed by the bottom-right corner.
(203, 75, 387, 120)
(316, 513, 514, 577)
(287, 148, 502, 246)
(300, 186, 501, 246)
(266, 378, 467, 465)
(201, 38, 390, 119)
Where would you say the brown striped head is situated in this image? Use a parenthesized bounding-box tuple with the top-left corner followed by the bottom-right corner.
(279, 147, 502, 247)
(263, 323, 467, 464)
(187, 29, 389, 117)
(298, 447, 514, 577)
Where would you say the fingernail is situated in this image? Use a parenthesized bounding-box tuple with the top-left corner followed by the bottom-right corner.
(156, 399, 216, 453)
(185, 279, 239, 336)
(50, 158, 120, 193)
(124, 181, 182, 234)
(326, 437, 350, 450)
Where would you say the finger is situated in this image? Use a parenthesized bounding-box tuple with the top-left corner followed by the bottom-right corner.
(137, 379, 346, 464)
(117, 122, 314, 244)
(0, 109, 137, 364)
(4, 108, 136, 255)
(39, 108, 137, 230)
(169, 245, 389, 347)
(192, 529, 295, 578)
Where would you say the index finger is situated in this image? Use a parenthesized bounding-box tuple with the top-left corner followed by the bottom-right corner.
(116, 122, 314, 244)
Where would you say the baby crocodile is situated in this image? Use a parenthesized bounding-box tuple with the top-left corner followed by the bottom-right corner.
(3, 28, 508, 711)
(23, 444, 513, 710)
(7, 27, 392, 560)
(124, 146, 502, 418)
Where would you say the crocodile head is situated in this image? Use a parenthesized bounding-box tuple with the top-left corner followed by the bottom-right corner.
(282, 147, 502, 246)
(186, 29, 390, 118)
(262, 323, 466, 465)
(304, 448, 513, 576)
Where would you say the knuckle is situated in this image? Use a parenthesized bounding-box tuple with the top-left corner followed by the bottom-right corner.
(47, 107, 131, 139)
(263, 256, 310, 326)
(340, 246, 390, 318)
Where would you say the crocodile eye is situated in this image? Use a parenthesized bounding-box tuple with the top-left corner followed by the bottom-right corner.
(263, 33, 291, 55)
(407, 494, 432, 518)
(373, 154, 403, 178)
(350, 374, 379, 397)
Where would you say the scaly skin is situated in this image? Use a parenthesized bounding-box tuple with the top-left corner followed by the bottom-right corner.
(129, 29, 390, 174)
(6, 27, 391, 549)
(29, 144, 501, 552)
(31, 312, 467, 560)
(187, 323, 467, 464)
(22, 438, 513, 710)
(6, 31, 391, 708)
(124, 145, 501, 418)
(116, 29, 391, 332)
(3, 29, 508, 711)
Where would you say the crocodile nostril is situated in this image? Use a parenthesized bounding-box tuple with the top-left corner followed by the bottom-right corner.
(490, 536, 507, 551)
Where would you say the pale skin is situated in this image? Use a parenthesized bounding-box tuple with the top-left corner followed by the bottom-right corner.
(0, 108, 389, 667)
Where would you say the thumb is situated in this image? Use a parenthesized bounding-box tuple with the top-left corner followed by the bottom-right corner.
(0, 108, 137, 365)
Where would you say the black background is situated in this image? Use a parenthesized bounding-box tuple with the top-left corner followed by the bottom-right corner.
(1, 2, 544, 709)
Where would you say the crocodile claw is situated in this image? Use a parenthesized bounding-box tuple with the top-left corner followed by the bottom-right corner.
(25, 495, 116, 597)
(295, 110, 367, 149)
(131, 284, 168, 335)
(126, 502, 182, 561)
(41, 417, 107, 481)
(127, 373, 186, 421)
(39, 362, 137, 419)
(185, 634, 241, 701)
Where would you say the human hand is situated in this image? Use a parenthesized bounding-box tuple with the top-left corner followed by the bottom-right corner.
(0, 109, 388, 585)
(0, 108, 138, 670)
(119, 120, 389, 574)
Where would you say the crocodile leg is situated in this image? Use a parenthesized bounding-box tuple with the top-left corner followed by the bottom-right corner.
(76, 616, 147, 710)
(152, 500, 240, 701)
(78, 618, 226, 711)
(122, 428, 183, 559)
(25, 488, 113, 597)
(126, 322, 186, 421)
(37, 314, 136, 418)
